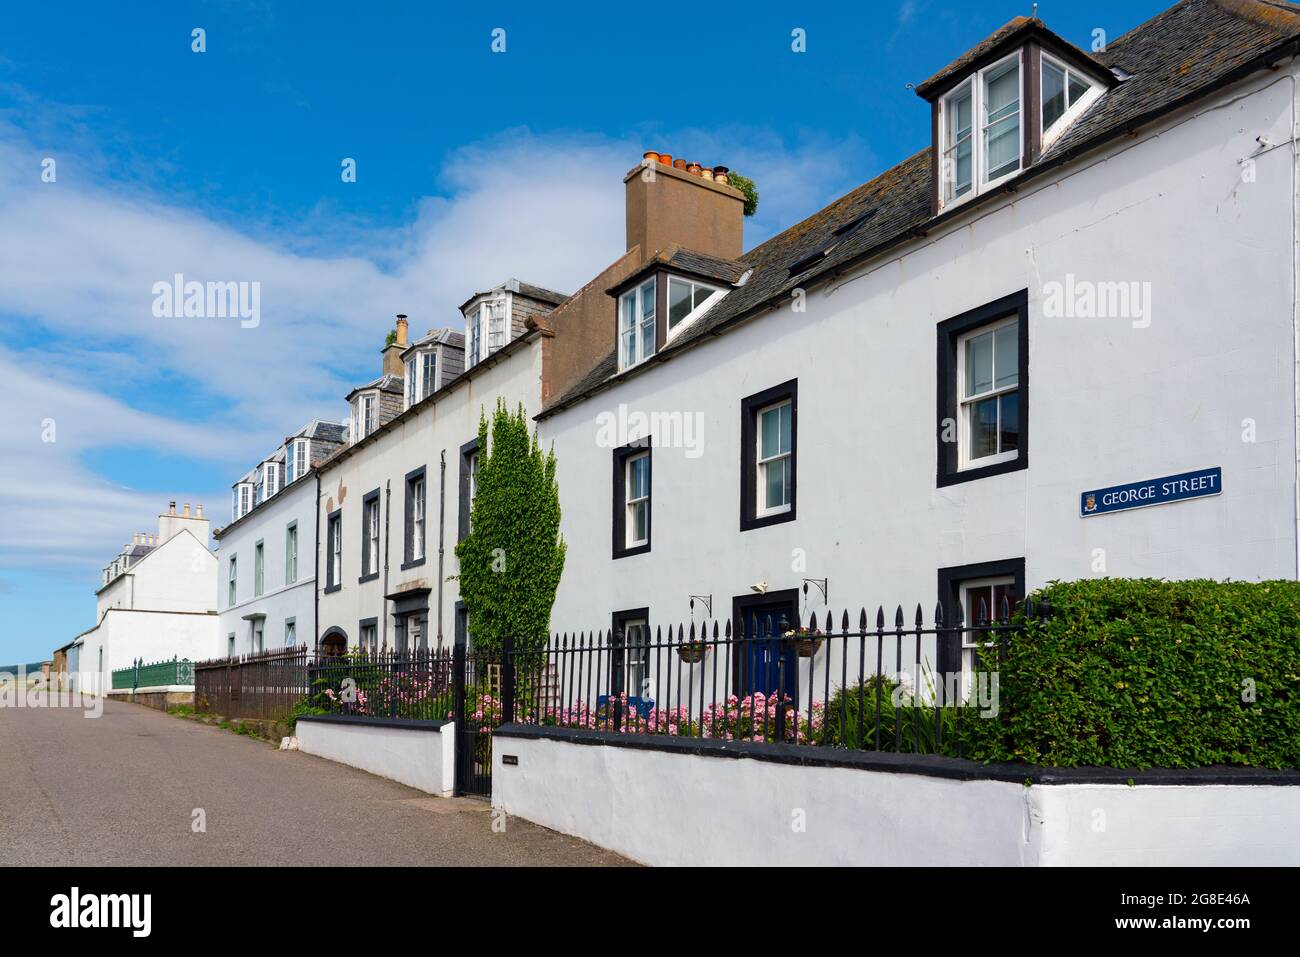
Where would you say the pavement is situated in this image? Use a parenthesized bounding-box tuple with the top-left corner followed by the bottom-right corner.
(0, 696, 628, 866)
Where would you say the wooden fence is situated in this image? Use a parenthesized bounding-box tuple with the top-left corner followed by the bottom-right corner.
(194, 645, 309, 720)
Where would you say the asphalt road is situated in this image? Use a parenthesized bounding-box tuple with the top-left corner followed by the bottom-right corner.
(0, 697, 627, 866)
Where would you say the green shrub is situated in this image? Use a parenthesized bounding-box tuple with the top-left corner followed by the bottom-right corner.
(960, 579, 1300, 769)
(820, 674, 959, 754)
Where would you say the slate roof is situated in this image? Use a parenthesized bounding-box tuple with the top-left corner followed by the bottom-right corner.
(541, 0, 1300, 416)
(402, 327, 465, 356)
(610, 244, 750, 294)
(457, 277, 569, 312)
(346, 372, 404, 401)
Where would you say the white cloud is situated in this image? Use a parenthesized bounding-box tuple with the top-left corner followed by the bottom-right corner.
(0, 110, 871, 574)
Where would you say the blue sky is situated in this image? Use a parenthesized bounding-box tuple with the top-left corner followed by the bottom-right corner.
(0, 0, 1169, 662)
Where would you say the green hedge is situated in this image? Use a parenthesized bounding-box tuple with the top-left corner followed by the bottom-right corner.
(959, 579, 1300, 770)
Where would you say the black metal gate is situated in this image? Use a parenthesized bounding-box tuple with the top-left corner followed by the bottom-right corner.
(453, 642, 493, 797)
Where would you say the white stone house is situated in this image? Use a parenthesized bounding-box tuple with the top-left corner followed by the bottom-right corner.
(313, 288, 571, 655)
(68, 502, 219, 692)
(534, 0, 1300, 703)
(214, 419, 347, 657)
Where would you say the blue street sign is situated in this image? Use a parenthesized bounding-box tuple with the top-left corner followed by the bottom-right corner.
(1081, 467, 1222, 518)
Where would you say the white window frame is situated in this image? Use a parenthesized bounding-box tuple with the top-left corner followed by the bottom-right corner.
(622, 618, 649, 698)
(956, 316, 1020, 470)
(958, 576, 1014, 698)
(285, 522, 297, 584)
(412, 477, 426, 561)
(487, 297, 507, 353)
(938, 50, 1024, 210)
(618, 277, 657, 371)
(365, 497, 380, 575)
(625, 451, 650, 548)
(329, 515, 342, 587)
(421, 351, 436, 401)
(285, 618, 296, 647)
(406, 357, 418, 407)
(755, 398, 793, 518)
(1039, 51, 1104, 151)
(228, 557, 237, 606)
(254, 540, 264, 597)
(665, 276, 725, 341)
(264, 462, 279, 498)
(468, 306, 482, 367)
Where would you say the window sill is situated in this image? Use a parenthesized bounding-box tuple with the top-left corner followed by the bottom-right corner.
(937, 454, 1026, 488)
(741, 507, 796, 533)
(357, 572, 379, 584)
(400, 557, 427, 572)
(323, 583, 341, 595)
(613, 542, 651, 561)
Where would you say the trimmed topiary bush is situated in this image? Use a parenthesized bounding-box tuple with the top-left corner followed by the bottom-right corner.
(958, 578, 1300, 769)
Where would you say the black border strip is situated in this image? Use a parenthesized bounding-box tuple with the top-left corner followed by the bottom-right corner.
(494, 723, 1300, 786)
(298, 714, 450, 732)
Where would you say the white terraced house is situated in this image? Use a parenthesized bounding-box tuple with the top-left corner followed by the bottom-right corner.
(214, 419, 346, 658)
(532, 0, 1300, 703)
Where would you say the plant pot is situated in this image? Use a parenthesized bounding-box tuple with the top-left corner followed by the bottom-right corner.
(794, 638, 822, 658)
(677, 643, 708, 663)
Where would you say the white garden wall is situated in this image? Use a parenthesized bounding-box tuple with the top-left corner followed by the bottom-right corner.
(492, 730, 1300, 866)
(297, 717, 455, 796)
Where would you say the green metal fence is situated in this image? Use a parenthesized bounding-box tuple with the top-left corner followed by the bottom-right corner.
(111, 656, 195, 690)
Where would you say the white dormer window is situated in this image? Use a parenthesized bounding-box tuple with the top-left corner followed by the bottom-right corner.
(404, 351, 439, 409)
(1040, 53, 1101, 149)
(233, 482, 252, 519)
(666, 276, 724, 338)
(352, 393, 377, 440)
(940, 51, 1023, 208)
(291, 439, 309, 482)
(488, 299, 507, 352)
(618, 277, 656, 370)
(264, 462, 279, 498)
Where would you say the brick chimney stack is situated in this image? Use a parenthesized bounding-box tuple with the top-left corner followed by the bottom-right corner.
(624, 154, 745, 264)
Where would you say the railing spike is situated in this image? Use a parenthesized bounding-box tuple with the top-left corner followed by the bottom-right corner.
(934, 601, 944, 627)
(859, 607, 868, 629)
(977, 597, 988, 626)
(894, 605, 904, 629)
(914, 603, 924, 628)
(876, 606, 885, 629)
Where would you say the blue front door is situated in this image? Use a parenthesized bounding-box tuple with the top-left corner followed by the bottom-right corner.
(741, 604, 798, 704)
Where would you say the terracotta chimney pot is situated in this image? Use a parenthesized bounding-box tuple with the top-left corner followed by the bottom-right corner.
(395, 315, 409, 347)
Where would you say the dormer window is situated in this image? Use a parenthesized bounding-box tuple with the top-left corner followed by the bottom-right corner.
(940, 51, 1023, 207)
(351, 392, 377, 441)
(618, 277, 656, 370)
(465, 297, 509, 369)
(288, 439, 309, 483)
(666, 276, 723, 337)
(1040, 53, 1100, 147)
(263, 462, 280, 498)
(404, 350, 438, 408)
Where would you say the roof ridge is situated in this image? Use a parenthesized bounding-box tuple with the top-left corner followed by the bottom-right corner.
(1211, 0, 1300, 31)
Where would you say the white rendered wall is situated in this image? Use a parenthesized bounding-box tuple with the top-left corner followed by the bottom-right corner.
(215, 476, 318, 655)
(96, 529, 217, 618)
(74, 608, 218, 694)
(315, 339, 544, 651)
(493, 735, 1300, 866)
(296, 718, 455, 796)
(542, 68, 1299, 647)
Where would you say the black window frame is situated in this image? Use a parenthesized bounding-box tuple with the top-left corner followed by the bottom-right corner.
(402, 465, 427, 570)
(935, 557, 1025, 683)
(612, 441, 652, 559)
(358, 616, 378, 654)
(359, 488, 381, 583)
(458, 438, 479, 542)
(740, 379, 798, 532)
(324, 508, 342, 594)
(936, 289, 1029, 487)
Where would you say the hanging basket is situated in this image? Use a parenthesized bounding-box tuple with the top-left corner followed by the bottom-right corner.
(677, 642, 708, 663)
(794, 637, 822, 658)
